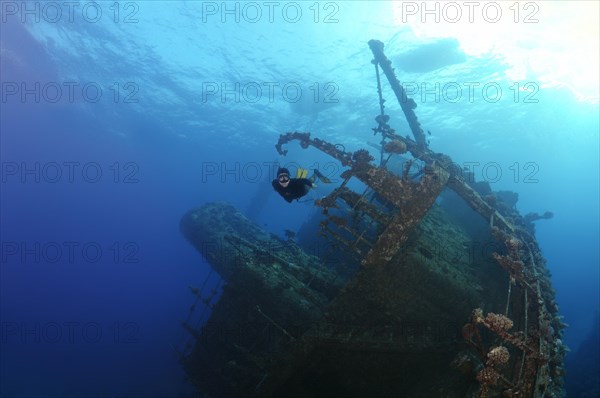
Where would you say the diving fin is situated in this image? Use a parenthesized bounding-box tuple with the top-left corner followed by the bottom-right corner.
(296, 168, 309, 179)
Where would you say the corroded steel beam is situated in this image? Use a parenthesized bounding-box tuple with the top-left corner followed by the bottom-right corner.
(276, 131, 353, 167)
(368, 39, 428, 149)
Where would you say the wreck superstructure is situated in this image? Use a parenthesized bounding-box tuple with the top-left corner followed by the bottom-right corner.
(178, 40, 565, 397)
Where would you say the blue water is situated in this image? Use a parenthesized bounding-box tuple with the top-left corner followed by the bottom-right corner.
(1, 2, 598, 397)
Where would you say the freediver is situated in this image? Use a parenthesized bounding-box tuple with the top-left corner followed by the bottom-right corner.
(272, 167, 330, 203)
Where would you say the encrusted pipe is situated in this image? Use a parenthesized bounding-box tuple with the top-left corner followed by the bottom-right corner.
(519, 288, 528, 383)
(504, 278, 512, 316)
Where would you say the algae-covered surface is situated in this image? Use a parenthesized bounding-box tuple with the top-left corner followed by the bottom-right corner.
(179, 198, 522, 397)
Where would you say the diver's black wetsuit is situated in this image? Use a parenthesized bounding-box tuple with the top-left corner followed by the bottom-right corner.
(272, 178, 313, 203)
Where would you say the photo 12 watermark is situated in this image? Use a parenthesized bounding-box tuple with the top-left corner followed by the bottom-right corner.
(198, 318, 461, 349)
(431, 160, 540, 184)
(200, 160, 341, 184)
(199, 1, 340, 23)
(413, 239, 506, 267)
(396, 1, 540, 24)
(400, 81, 539, 104)
(1, 321, 140, 344)
(197, 238, 340, 268)
(200, 81, 339, 105)
(1, 82, 139, 104)
(1, 161, 140, 184)
(1, 1, 140, 24)
(1, 241, 140, 265)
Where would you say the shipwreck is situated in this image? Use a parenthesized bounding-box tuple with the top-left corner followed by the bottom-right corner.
(177, 40, 565, 397)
